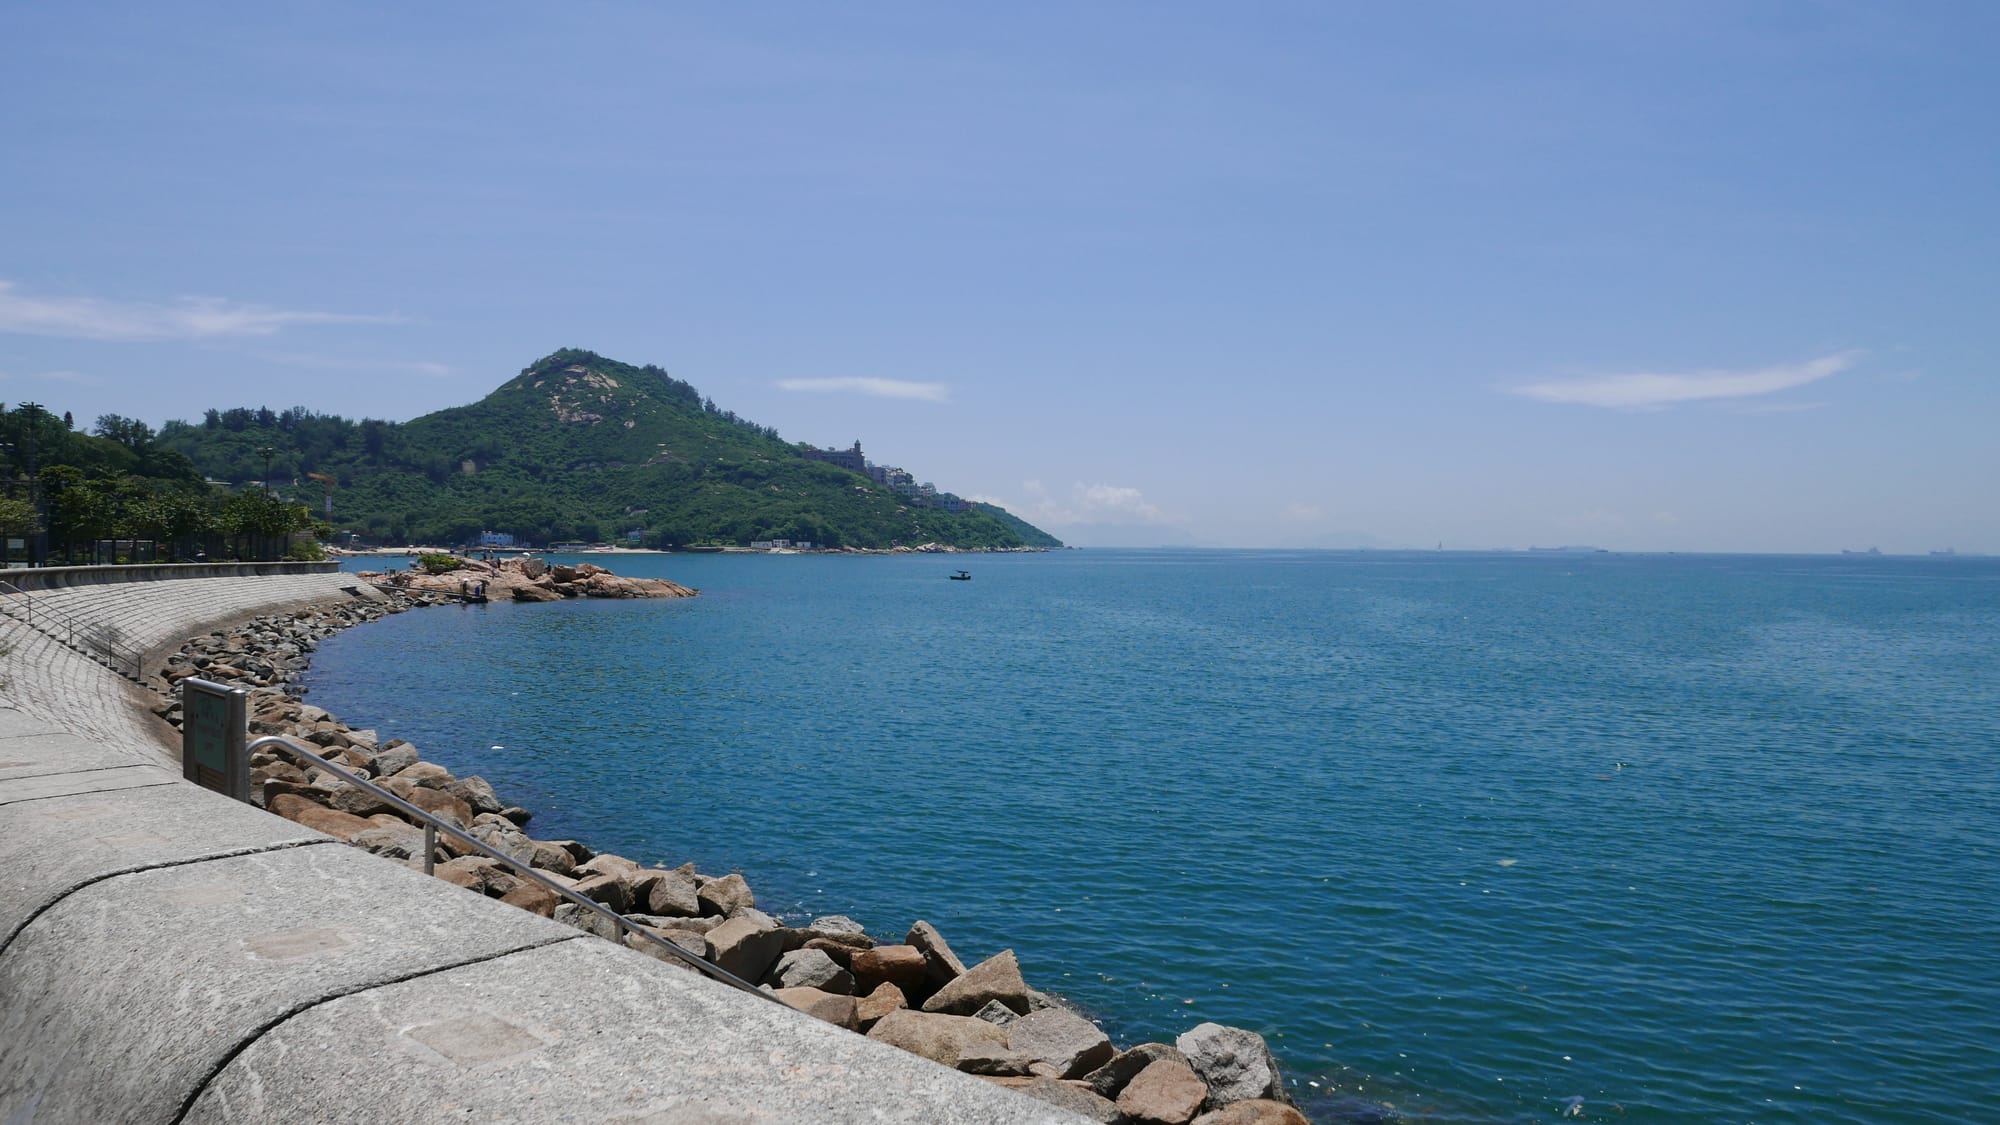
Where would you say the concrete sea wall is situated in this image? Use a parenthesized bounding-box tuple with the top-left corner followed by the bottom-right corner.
(0, 566, 1083, 1123)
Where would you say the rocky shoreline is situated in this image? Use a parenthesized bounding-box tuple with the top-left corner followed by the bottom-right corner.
(146, 563, 1321, 1125)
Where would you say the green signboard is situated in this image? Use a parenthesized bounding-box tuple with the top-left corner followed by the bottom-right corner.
(181, 677, 249, 801)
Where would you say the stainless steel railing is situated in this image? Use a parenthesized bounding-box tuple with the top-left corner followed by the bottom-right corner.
(248, 734, 780, 1003)
(0, 579, 141, 681)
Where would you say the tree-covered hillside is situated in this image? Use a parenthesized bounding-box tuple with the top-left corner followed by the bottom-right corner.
(0, 403, 320, 564)
(156, 349, 1062, 550)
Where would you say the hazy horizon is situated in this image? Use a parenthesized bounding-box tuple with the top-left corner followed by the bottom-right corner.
(4, 4, 1995, 554)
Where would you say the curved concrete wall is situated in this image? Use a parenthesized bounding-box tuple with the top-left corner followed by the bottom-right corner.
(0, 571, 1080, 1124)
(0, 560, 338, 592)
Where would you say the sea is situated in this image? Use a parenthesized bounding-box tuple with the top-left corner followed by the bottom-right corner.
(316, 549, 2000, 1124)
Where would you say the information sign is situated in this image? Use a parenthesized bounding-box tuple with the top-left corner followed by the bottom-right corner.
(181, 677, 250, 801)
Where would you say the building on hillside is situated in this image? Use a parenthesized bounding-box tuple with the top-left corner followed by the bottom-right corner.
(477, 531, 517, 547)
(803, 441, 868, 474)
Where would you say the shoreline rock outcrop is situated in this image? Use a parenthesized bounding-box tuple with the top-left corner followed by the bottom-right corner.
(360, 554, 696, 602)
(144, 574, 1344, 1124)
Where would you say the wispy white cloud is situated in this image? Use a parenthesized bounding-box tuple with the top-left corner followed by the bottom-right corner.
(775, 376, 948, 402)
(249, 350, 454, 378)
(1723, 399, 1829, 415)
(1512, 351, 1858, 410)
(1012, 479, 1167, 526)
(0, 280, 397, 341)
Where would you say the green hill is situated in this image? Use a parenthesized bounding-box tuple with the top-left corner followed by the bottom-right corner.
(156, 349, 1062, 550)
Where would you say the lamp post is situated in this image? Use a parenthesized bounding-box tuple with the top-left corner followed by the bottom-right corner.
(257, 446, 275, 495)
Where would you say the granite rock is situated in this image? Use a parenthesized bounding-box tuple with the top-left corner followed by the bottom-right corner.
(921, 948, 1029, 1016)
(1177, 1023, 1286, 1109)
(1117, 1058, 1210, 1125)
(866, 1008, 1009, 1069)
(1005, 1007, 1114, 1079)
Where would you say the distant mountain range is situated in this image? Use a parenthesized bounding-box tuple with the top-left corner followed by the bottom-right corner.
(156, 349, 1061, 550)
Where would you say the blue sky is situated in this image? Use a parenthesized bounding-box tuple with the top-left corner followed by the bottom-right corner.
(3, 3, 1994, 551)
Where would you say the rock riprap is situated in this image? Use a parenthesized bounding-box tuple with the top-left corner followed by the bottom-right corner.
(142, 574, 1332, 1122)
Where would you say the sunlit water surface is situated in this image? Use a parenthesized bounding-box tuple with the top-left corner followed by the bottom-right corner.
(316, 550, 2000, 1124)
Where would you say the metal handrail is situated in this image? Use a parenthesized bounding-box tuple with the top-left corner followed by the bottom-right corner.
(0, 579, 139, 680)
(248, 734, 780, 1003)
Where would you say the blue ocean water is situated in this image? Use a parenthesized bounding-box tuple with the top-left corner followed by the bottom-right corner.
(315, 550, 2000, 1124)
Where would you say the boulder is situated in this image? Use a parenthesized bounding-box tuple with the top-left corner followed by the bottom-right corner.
(865, 1009, 1008, 1069)
(447, 775, 504, 815)
(576, 852, 640, 879)
(973, 1000, 1020, 1027)
(1006, 1007, 1114, 1079)
(434, 856, 507, 893)
(801, 936, 869, 968)
(854, 982, 906, 1030)
(269, 794, 373, 841)
(628, 927, 708, 964)
(404, 786, 473, 828)
(373, 742, 419, 777)
(645, 866, 701, 916)
(706, 915, 785, 983)
(570, 873, 630, 914)
(920, 949, 1029, 1016)
(499, 882, 559, 917)
(393, 760, 455, 788)
(1118, 1058, 1210, 1125)
(261, 779, 334, 807)
(1176, 1023, 1285, 1109)
(955, 1044, 1037, 1077)
(499, 805, 534, 825)
(629, 913, 724, 935)
(511, 584, 561, 602)
(349, 824, 428, 861)
(851, 944, 929, 993)
(1083, 1043, 1189, 1100)
(552, 902, 623, 942)
(767, 948, 854, 994)
(697, 871, 756, 916)
(469, 822, 538, 866)
(772, 987, 859, 1030)
(809, 914, 867, 936)
(582, 572, 637, 598)
(1190, 1102, 1311, 1125)
(520, 557, 548, 579)
(527, 841, 577, 876)
(907, 920, 968, 994)
(985, 1077, 1117, 1123)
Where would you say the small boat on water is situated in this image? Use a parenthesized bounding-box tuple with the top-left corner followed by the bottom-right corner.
(949, 570, 972, 581)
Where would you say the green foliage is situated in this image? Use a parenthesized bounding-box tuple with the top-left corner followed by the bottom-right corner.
(154, 348, 1063, 550)
(0, 400, 322, 562)
(417, 553, 463, 574)
(0, 495, 38, 536)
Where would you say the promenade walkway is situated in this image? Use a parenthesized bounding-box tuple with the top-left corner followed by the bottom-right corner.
(0, 567, 366, 757)
(0, 567, 1078, 1124)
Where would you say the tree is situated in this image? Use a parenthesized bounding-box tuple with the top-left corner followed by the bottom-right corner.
(93, 414, 156, 451)
(39, 466, 116, 559)
(0, 495, 39, 547)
